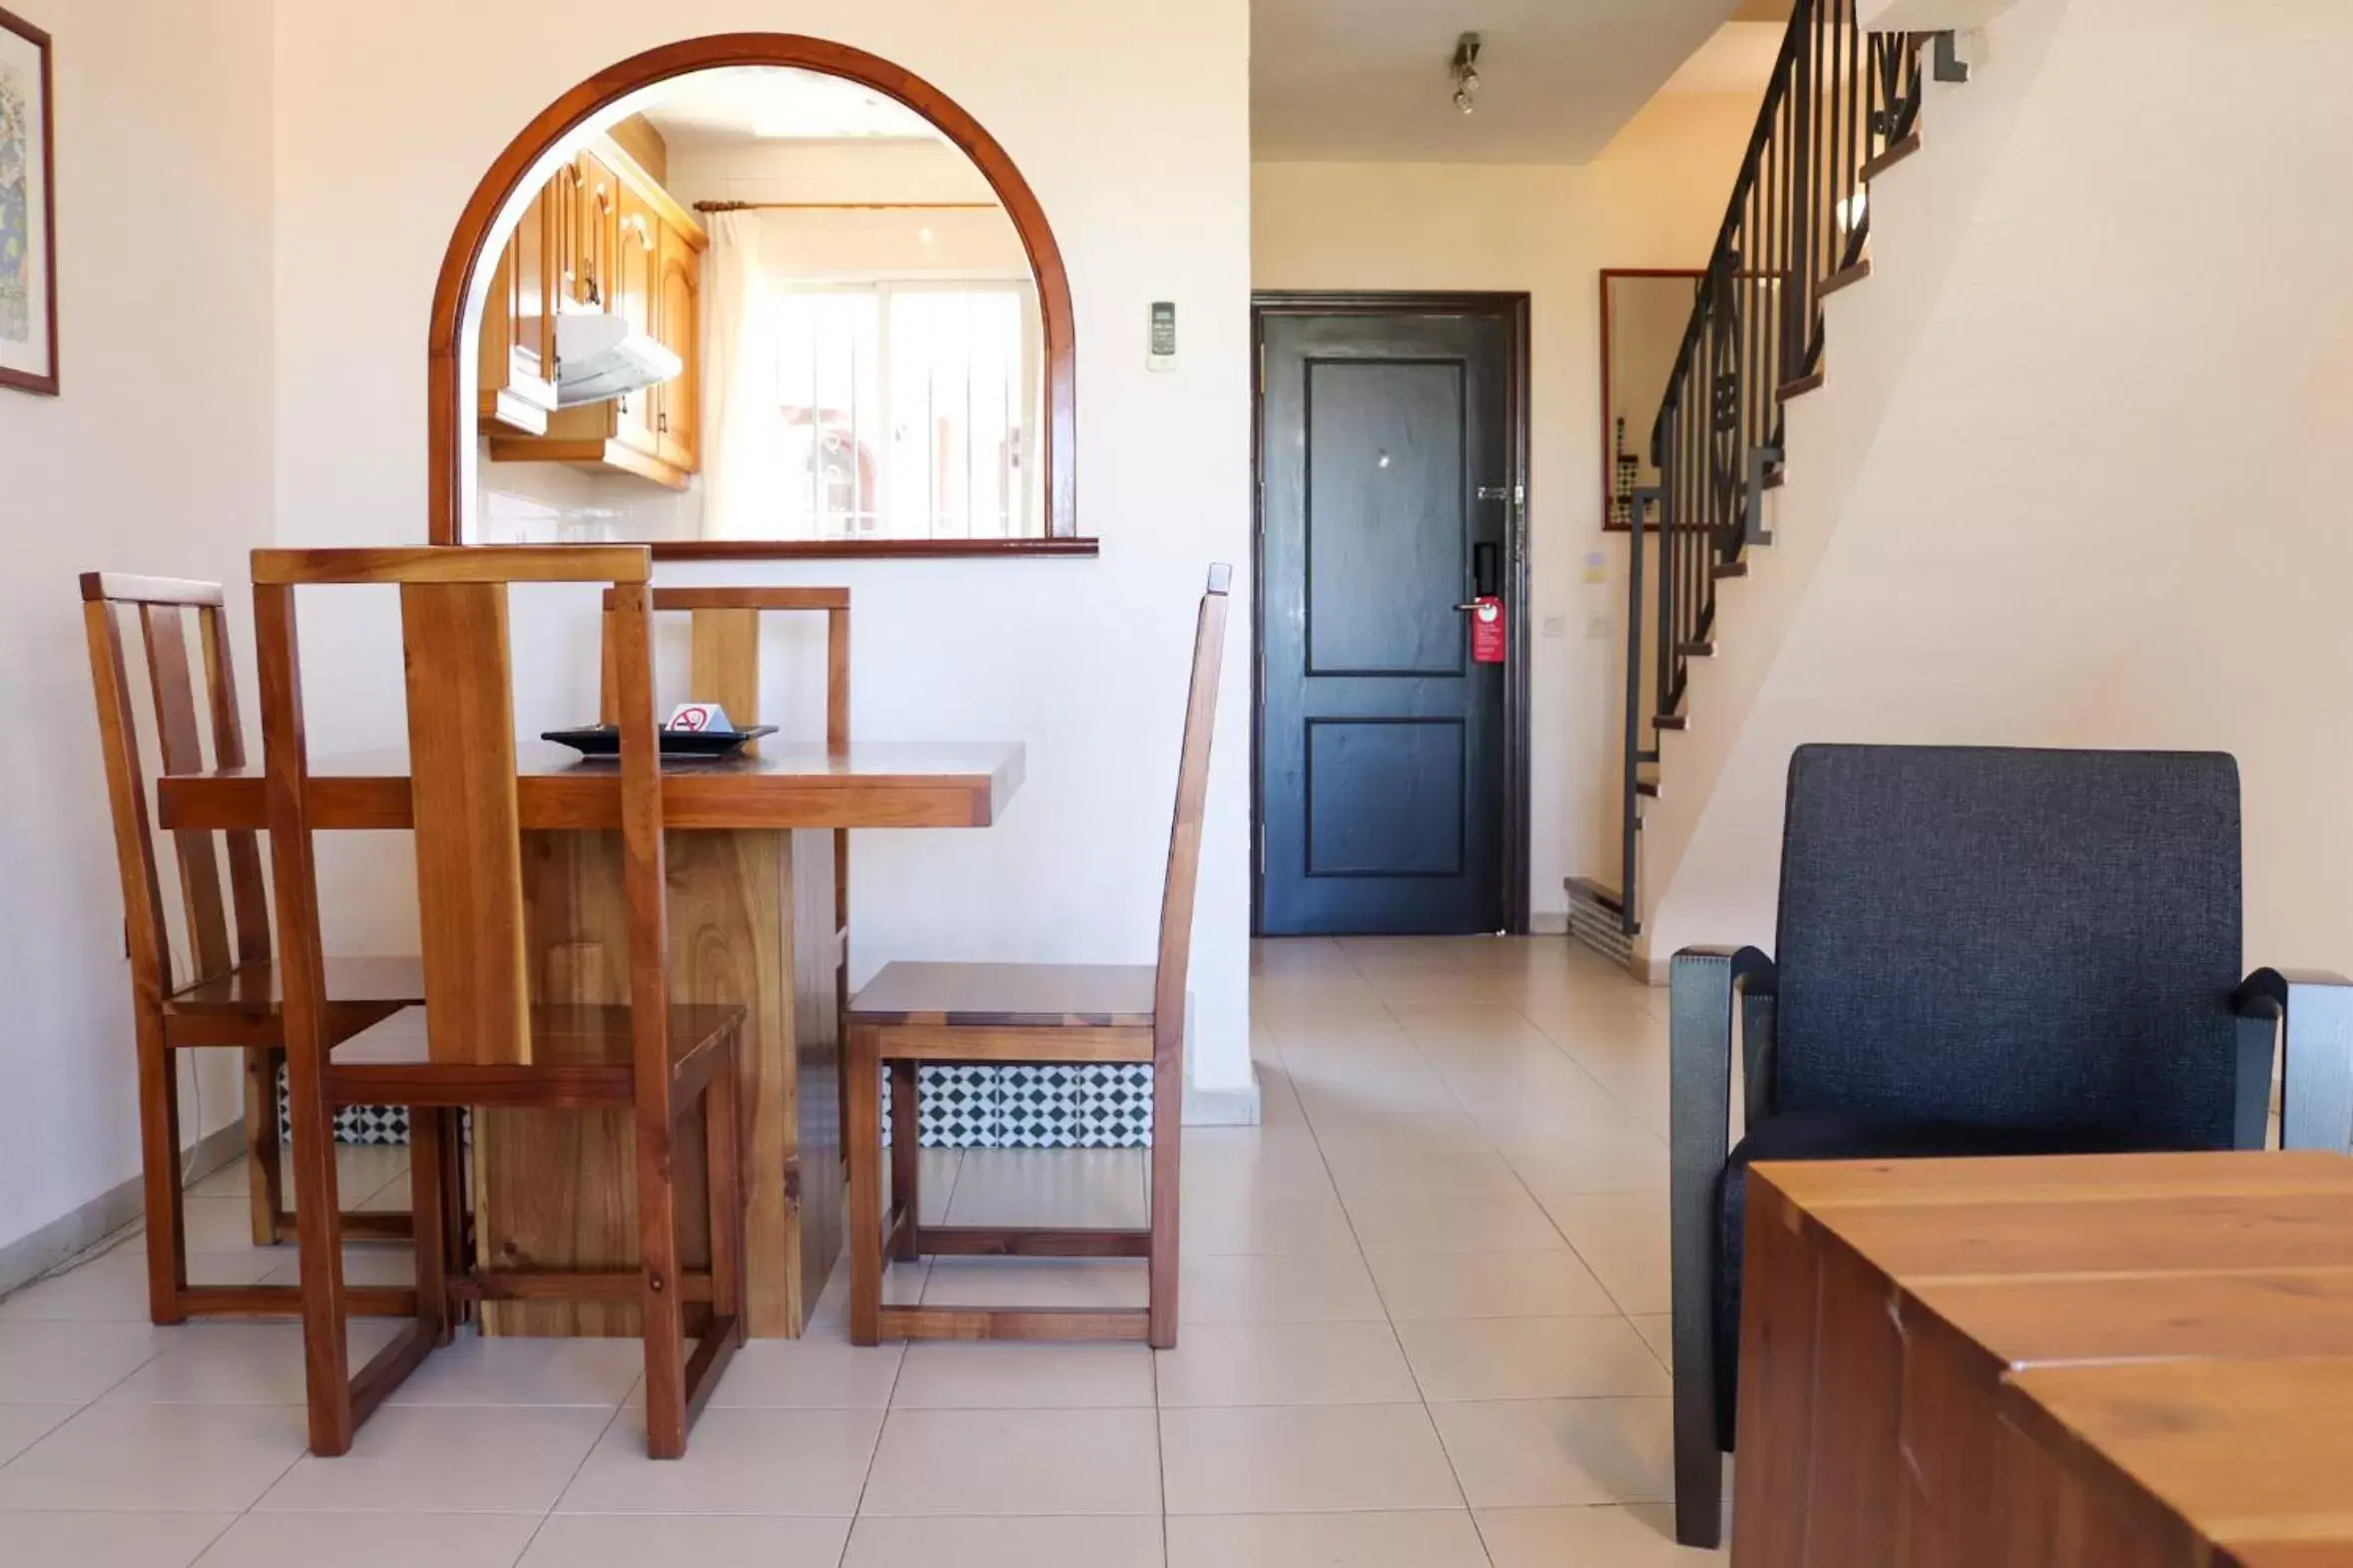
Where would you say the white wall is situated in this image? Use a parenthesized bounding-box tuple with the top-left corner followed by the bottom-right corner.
(1643, 0, 2353, 977)
(271, 2, 1257, 1095)
(0, 0, 273, 1255)
(1251, 92, 1757, 924)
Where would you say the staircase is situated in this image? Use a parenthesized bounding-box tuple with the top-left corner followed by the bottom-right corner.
(1568, 2, 1965, 963)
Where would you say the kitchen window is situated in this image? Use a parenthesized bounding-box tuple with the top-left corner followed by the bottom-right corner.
(775, 280, 1041, 541)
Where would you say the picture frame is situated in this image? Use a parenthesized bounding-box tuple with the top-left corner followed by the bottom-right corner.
(0, 4, 56, 396)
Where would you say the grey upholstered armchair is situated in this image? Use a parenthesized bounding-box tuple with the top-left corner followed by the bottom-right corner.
(1668, 745, 2353, 1549)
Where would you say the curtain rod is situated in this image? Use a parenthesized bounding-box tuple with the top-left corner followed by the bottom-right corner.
(692, 200, 1000, 213)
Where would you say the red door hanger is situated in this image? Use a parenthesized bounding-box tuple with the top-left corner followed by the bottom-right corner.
(1470, 596, 1505, 664)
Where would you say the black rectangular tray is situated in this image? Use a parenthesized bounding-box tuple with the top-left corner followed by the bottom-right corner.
(541, 724, 779, 759)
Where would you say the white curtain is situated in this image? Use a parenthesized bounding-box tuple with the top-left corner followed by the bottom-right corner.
(697, 210, 787, 539)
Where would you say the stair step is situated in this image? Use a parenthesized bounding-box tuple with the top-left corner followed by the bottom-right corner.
(1653, 714, 1689, 732)
(1677, 641, 1716, 658)
(1762, 464, 1786, 491)
(1635, 779, 1660, 798)
(1713, 560, 1749, 580)
(1777, 369, 1827, 402)
(1819, 259, 1872, 298)
(1861, 132, 1922, 183)
(1564, 876, 1626, 914)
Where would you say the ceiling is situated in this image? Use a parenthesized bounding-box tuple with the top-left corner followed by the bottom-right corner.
(635, 67, 946, 146)
(1253, 0, 1774, 163)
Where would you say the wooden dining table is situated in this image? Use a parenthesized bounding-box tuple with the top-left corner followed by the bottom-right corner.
(1736, 1150, 2353, 1568)
(159, 739, 1023, 1339)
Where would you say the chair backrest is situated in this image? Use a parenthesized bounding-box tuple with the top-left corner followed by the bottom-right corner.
(1152, 565, 1234, 1038)
(81, 574, 273, 1002)
(1774, 744, 2243, 1148)
(252, 547, 665, 1085)
(596, 586, 851, 754)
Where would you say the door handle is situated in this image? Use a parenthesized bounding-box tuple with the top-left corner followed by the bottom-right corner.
(1454, 602, 1484, 612)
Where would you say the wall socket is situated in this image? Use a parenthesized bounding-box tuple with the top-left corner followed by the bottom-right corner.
(1540, 614, 1567, 639)
(1585, 615, 1614, 641)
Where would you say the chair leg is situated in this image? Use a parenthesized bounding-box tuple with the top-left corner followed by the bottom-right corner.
(1146, 1045, 1182, 1349)
(246, 1047, 285, 1248)
(636, 1100, 690, 1460)
(286, 1064, 351, 1454)
(888, 1061, 920, 1262)
(133, 1013, 188, 1326)
(846, 1024, 884, 1346)
(697, 1043, 749, 1407)
(407, 1109, 454, 1347)
(436, 1110, 471, 1329)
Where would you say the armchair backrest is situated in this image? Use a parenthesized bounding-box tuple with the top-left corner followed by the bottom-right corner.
(1774, 745, 2242, 1148)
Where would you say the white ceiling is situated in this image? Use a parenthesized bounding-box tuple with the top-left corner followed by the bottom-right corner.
(636, 67, 947, 146)
(1252, 0, 1765, 163)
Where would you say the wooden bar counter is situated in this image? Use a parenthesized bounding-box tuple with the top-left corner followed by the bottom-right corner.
(1736, 1152, 2353, 1568)
(159, 740, 1022, 1338)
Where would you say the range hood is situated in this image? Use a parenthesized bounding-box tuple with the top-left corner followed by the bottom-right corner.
(554, 312, 681, 407)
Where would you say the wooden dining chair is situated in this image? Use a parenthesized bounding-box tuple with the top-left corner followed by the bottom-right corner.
(844, 564, 1230, 1348)
(254, 546, 748, 1459)
(80, 573, 420, 1326)
(596, 584, 853, 1015)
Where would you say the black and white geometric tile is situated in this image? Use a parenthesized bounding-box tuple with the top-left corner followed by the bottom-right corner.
(294, 1062, 1157, 1149)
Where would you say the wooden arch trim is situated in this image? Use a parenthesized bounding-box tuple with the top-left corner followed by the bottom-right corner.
(425, 33, 1080, 551)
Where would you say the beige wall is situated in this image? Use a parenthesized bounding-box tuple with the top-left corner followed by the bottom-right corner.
(1251, 91, 1756, 923)
(1644, 0, 2353, 977)
(0, 0, 273, 1258)
(271, 0, 1259, 1106)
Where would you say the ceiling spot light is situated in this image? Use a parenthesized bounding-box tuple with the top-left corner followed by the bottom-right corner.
(1452, 33, 1482, 115)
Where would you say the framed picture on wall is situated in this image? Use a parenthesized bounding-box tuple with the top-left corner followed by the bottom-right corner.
(0, 5, 57, 396)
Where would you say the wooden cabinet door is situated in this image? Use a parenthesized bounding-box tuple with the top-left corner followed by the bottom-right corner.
(549, 160, 585, 310)
(611, 187, 661, 458)
(655, 221, 702, 471)
(475, 186, 556, 429)
(576, 153, 618, 312)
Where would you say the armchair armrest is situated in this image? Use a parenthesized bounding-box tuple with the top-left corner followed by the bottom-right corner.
(1667, 944, 1776, 1548)
(2233, 968, 2353, 1152)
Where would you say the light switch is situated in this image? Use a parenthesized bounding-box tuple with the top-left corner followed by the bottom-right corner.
(1585, 615, 1614, 641)
(1540, 614, 1568, 639)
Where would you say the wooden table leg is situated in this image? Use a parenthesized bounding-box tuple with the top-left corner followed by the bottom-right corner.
(477, 826, 840, 1337)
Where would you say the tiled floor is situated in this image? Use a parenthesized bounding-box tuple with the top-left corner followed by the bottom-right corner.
(0, 936, 1721, 1565)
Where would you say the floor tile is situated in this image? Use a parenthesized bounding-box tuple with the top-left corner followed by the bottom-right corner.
(1165, 1510, 1489, 1567)
(196, 1510, 542, 1566)
(0, 1241, 278, 1322)
(0, 1511, 235, 1566)
(1178, 1253, 1385, 1323)
(892, 1341, 1155, 1408)
(1476, 1503, 1729, 1565)
(0, 1402, 76, 1463)
(1630, 1313, 1672, 1366)
(0, 1318, 171, 1402)
(260, 1243, 415, 1290)
(259, 1405, 610, 1514)
(1340, 1186, 1565, 1255)
(1154, 1319, 1417, 1406)
(943, 1150, 1149, 1230)
(558, 1406, 881, 1515)
(1179, 1195, 1360, 1257)
(1396, 1316, 1671, 1401)
(107, 1320, 402, 1405)
(1367, 1249, 1618, 1320)
(1541, 1194, 1670, 1314)
(0, 1402, 307, 1512)
(702, 1337, 903, 1408)
(1159, 1403, 1463, 1514)
(380, 1332, 643, 1407)
(844, 1515, 1165, 1567)
(1430, 1397, 1674, 1507)
(521, 1514, 852, 1567)
(921, 1257, 1148, 1309)
(862, 1407, 1161, 1516)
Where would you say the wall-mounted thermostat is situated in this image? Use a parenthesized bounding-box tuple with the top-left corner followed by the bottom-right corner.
(1147, 301, 1178, 372)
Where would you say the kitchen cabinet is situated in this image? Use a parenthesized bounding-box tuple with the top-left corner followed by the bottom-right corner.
(480, 132, 707, 490)
(655, 220, 702, 472)
(475, 185, 556, 435)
